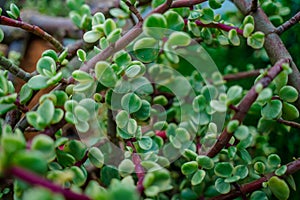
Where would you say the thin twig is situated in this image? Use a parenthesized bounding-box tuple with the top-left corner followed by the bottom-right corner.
(0, 15, 64, 52)
(188, 19, 244, 35)
(277, 118, 300, 129)
(223, 69, 262, 81)
(206, 58, 289, 158)
(0, 55, 32, 81)
(9, 166, 91, 200)
(125, 0, 143, 22)
(276, 11, 300, 35)
(209, 158, 300, 200)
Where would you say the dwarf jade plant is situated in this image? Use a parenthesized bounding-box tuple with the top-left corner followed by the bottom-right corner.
(0, 0, 300, 200)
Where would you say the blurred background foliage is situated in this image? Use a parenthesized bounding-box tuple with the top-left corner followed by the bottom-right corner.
(1, 0, 300, 198)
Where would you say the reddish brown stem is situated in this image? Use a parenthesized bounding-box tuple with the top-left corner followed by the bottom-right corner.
(9, 166, 91, 200)
(0, 15, 64, 52)
(223, 69, 261, 81)
(276, 11, 300, 35)
(206, 58, 289, 158)
(132, 153, 145, 194)
(277, 118, 300, 129)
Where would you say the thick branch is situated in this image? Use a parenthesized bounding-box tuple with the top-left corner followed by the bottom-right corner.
(276, 11, 300, 35)
(0, 55, 32, 81)
(0, 15, 64, 52)
(209, 158, 300, 200)
(9, 166, 91, 200)
(232, 1, 300, 111)
(206, 58, 289, 158)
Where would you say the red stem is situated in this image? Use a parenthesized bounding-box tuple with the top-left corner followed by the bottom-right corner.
(0, 16, 64, 52)
(9, 166, 91, 200)
(191, 19, 244, 35)
(132, 153, 145, 194)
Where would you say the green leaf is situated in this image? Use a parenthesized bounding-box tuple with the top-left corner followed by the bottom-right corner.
(210, 100, 227, 112)
(181, 161, 198, 175)
(72, 70, 93, 82)
(116, 110, 129, 129)
(127, 118, 137, 135)
(257, 88, 273, 103)
(13, 151, 48, 175)
(282, 102, 299, 120)
(46, 71, 63, 85)
(0, 93, 17, 104)
(37, 99, 55, 125)
(9, 3, 20, 19)
(234, 125, 249, 140)
(104, 19, 117, 36)
(1, 127, 26, 154)
(64, 140, 87, 161)
(133, 37, 159, 63)
(215, 178, 231, 194)
(75, 121, 90, 132)
(268, 154, 281, 168)
(107, 28, 122, 43)
(42, 49, 58, 61)
(56, 149, 76, 167)
(19, 84, 33, 104)
(113, 51, 131, 67)
(168, 32, 191, 46)
(279, 86, 298, 103)
(74, 105, 90, 122)
(273, 71, 288, 93)
(228, 29, 240, 46)
(224, 175, 240, 183)
(268, 176, 290, 200)
(191, 169, 206, 185)
(92, 12, 106, 25)
(261, 100, 282, 120)
(209, 0, 225, 9)
(199, 8, 214, 24)
(70, 166, 87, 186)
(0, 28, 4, 43)
(226, 85, 243, 105)
(214, 162, 233, 178)
(233, 165, 248, 179)
(121, 93, 142, 114)
(132, 100, 151, 120)
(247, 31, 265, 49)
(83, 30, 102, 43)
(110, 8, 129, 19)
(118, 159, 135, 177)
(138, 136, 153, 150)
(95, 61, 117, 87)
(28, 75, 49, 90)
(227, 120, 239, 133)
(164, 11, 184, 31)
(254, 161, 266, 174)
(36, 56, 56, 77)
(100, 165, 120, 186)
(250, 191, 268, 200)
(143, 14, 167, 39)
(88, 147, 104, 168)
(31, 135, 55, 162)
(275, 165, 287, 176)
(243, 23, 254, 37)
